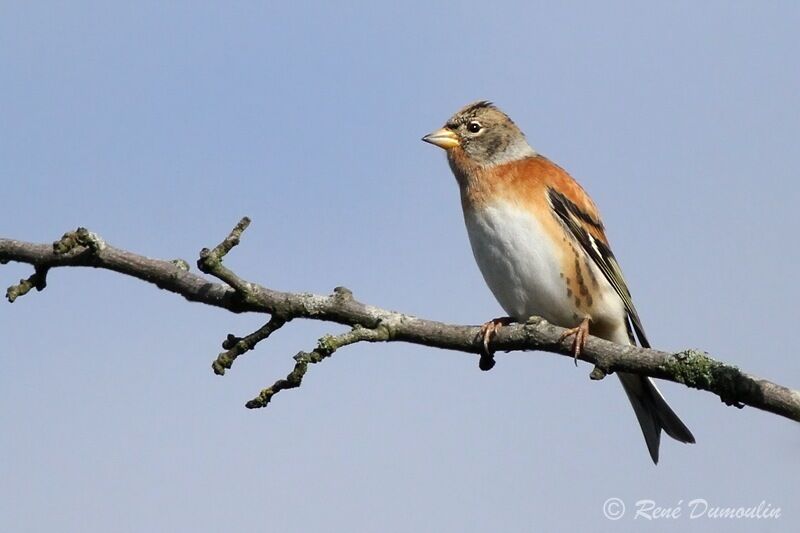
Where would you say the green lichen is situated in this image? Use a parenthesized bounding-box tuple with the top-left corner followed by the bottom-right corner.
(171, 258, 190, 272)
(316, 335, 339, 356)
(6, 266, 48, 303)
(6, 277, 35, 303)
(53, 227, 105, 254)
(663, 349, 747, 407)
(663, 350, 720, 388)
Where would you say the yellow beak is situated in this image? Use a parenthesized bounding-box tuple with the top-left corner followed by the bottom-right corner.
(421, 127, 460, 149)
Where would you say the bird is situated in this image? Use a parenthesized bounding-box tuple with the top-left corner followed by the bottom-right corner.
(422, 100, 694, 463)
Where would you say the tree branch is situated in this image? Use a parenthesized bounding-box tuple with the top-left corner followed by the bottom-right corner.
(2, 220, 798, 424)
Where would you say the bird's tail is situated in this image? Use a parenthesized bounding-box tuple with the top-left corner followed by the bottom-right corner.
(618, 372, 695, 463)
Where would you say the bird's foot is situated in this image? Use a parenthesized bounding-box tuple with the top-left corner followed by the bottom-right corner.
(477, 316, 514, 370)
(557, 316, 591, 366)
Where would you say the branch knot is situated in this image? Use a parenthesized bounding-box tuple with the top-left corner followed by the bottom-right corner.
(53, 227, 105, 255)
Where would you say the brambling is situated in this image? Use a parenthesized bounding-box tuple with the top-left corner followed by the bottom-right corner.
(422, 101, 694, 463)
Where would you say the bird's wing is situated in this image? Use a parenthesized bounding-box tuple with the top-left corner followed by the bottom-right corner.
(546, 185, 650, 348)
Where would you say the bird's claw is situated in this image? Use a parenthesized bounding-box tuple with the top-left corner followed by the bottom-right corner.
(557, 317, 591, 366)
(477, 317, 514, 370)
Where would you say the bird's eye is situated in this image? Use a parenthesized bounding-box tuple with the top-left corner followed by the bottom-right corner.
(467, 121, 482, 133)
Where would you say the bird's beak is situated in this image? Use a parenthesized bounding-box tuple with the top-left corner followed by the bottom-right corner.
(421, 127, 460, 149)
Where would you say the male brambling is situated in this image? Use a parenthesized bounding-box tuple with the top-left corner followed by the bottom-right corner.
(422, 101, 694, 463)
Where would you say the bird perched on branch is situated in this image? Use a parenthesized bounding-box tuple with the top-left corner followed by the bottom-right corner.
(422, 101, 694, 463)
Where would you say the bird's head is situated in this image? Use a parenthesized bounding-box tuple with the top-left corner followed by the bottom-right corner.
(422, 101, 536, 169)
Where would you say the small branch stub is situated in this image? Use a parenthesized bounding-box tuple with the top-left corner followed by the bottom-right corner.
(589, 366, 607, 381)
(212, 315, 288, 375)
(6, 266, 49, 303)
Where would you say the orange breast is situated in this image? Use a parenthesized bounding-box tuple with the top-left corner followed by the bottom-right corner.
(458, 154, 612, 325)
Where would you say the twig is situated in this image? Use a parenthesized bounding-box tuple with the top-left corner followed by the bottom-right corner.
(246, 325, 390, 408)
(212, 316, 288, 375)
(197, 216, 256, 299)
(6, 266, 48, 303)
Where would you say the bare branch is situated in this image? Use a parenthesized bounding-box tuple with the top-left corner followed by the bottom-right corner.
(213, 316, 288, 375)
(2, 221, 799, 424)
(246, 324, 390, 408)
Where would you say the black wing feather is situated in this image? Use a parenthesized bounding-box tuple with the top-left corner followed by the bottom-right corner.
(547, 188, 650, 348)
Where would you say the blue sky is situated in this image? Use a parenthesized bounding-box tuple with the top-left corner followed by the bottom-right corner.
(2, 2, 798, 531)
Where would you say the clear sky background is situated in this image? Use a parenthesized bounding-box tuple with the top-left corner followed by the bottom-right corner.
(2, 2, 798, 531)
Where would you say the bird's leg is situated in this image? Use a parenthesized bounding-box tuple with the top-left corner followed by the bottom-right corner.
(557, 316, 591, 366)
(477, 316, 515, 370)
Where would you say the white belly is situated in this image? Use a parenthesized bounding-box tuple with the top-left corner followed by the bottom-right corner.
(463, 200, 624, 330)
